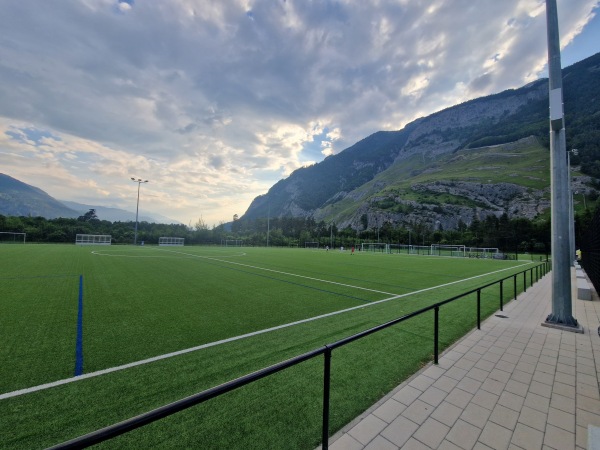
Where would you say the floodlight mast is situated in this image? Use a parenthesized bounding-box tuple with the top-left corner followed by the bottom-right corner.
(543, 0, 579, 330)
(131, 177, 148, 246)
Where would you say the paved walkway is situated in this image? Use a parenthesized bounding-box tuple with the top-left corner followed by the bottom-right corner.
(328, 269, 600, 450)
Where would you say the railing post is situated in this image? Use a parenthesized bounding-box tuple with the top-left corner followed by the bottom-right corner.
(322, 347, 332, 450)
(434, 306, 439, 364)
(514, 274, 517, 300)
(477, 289, 481, 330)
(500, 280, 504, 311)
(523, 271, 527, 292)
(530, 268, 533, 287)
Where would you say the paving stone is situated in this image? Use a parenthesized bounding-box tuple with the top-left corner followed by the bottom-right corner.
(433, 375, 460, 393)
(553, 381, 576, 398)
(329, 432, 364, 450)
(401, 399, 435, 425)
(577, 394, 600, 415)
(446, 419, 481, 450)
(347, 414, 388, 445)
(419, 386, 447, 408)
(373, 398, 407, 424)
(511, 422, 544, 450)
(518, 405, 547, 432)
(431, 401, 463, 428)
(547, 407, 575, 433)
(529, 380, 552, 398)
(478, 421, 513, 450)
(471, 390, 500, 411)
(461, 402, 492, 429)
(543, 423, 575, 450)
(445, 388, 474, 409)
(550, 393, 576, 414)
(438, 439, 464, 450)
(504, 379, 529, 397)
(412, 417, 450, 449)
(524, 392, 550, 413)
(409, 375, 435, 392)
(456, 377, 482, 394)
(489, 404, 519, 430)
(392, 385, 422, 406)
(380, 415, 419, 448)
(481, 378, 506, 396)
(498, 391, 525, 412)
(363, 435, 398, 450)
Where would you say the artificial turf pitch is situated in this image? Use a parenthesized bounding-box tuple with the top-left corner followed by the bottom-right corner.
(0, 244, 537, 449)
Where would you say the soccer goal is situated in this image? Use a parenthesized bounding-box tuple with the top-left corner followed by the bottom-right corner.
(431, 244, 466, 257)
(159, 237, 184, 246)
(0, 232, 26, 243)
(305, 241, 319, 249)
(361, 242, 388, 253)
(222, 239, 243, 247)
(76, 234, 111, 245)
(467, 247, 500, 258)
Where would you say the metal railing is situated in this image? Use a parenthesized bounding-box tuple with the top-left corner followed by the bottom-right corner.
(50, 261, 549, 450)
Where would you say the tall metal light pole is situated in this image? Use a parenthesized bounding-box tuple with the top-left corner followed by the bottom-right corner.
(131, 177, 148, 246)
(543, 0, 580, 331)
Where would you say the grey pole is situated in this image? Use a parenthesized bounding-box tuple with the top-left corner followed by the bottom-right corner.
(568, 150, 577, 267)
(543, 0, 579, 330)
(131, 178, 148, 246)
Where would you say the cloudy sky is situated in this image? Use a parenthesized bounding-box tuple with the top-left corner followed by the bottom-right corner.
(1, 1, 598, 226)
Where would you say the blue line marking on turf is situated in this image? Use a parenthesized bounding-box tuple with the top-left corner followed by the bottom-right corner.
(74, 275, 84, 376)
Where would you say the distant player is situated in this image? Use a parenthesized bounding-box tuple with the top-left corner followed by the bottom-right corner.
(351, 246, 355, 255)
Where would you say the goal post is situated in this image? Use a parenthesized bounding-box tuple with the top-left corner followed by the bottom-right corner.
(222, 239, 243, 247)
(0, 232, 26, 243)
(361, 242, 388, 253)
(75, 234, 111, 245)
(466, 247, 500, 258)
(159, 237, 184, 246)
(304, 241, 319, 249)
(431, 244, 466, 257)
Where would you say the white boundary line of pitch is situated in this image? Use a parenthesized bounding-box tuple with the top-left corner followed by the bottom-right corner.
(0, 254, 534, 400)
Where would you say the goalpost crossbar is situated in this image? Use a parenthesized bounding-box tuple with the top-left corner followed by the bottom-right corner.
(75, 234, 111, 245)
(159, 237, 185, 246)
(0, 231, 26, 243)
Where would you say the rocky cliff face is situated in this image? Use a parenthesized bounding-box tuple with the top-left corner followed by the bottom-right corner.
(242, 53, 600, 230)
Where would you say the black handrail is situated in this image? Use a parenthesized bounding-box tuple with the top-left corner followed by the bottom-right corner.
(49, 261, 549, 450)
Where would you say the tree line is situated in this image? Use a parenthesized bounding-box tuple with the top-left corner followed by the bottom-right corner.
(1, 205, 597, 254)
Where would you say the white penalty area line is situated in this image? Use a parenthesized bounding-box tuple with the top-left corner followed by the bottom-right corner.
(0, 260, 533, 401)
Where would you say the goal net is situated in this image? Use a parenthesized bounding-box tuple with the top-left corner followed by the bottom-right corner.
(431, 244, 466, 257)
(361, 242, 388, 253)
(159, 237, 184, 246)
(222, 239, 243, 247)
(305, 241, 319, 249)
(0, 232, 26, 243)
(76, 234, 111, 245)
(466, 247, 500, 258)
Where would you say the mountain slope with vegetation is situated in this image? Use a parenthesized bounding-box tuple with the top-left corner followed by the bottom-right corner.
(242, 52, 600, 230)
(0, 173, 78, 219)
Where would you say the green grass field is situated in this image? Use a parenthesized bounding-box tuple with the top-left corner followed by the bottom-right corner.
(0, 244, 543, 449)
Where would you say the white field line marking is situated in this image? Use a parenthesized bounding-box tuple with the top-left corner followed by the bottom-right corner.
(0, 259, 533, 400)
(155, 248, 399, 296)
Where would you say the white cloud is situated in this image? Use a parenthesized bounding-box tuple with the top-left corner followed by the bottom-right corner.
(0, 0, 597, 225)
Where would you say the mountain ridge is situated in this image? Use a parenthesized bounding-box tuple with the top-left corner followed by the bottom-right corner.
(241, 52, 600, 230)
(0, 173, 181, 224)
